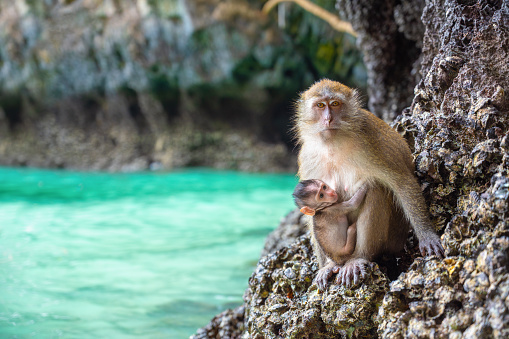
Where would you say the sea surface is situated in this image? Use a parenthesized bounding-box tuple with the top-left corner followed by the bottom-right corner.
(0, 167, 298, 338)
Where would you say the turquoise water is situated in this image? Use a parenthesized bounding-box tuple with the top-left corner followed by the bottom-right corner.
(0, 167, 297, 338)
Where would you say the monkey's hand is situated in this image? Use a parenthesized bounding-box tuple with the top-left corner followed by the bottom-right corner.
(419, 233, 445, 258)
(336, 258, 369, 287)
(315, 262, 341, 291)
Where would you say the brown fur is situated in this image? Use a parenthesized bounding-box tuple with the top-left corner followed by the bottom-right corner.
(295, 79, 444, 286)
(311, 183, 366, 263)
(294, 180, 367, 264)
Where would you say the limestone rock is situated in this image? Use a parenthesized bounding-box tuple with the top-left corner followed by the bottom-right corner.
(260, 208, 308, 258)
(244, 236, 388, 338)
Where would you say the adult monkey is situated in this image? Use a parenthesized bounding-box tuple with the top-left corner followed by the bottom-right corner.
(294, 79, 444, 286)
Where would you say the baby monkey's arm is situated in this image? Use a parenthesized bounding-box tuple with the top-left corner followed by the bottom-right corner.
(328, 184, 368, 214)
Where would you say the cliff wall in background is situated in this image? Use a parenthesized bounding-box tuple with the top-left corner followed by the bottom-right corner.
(0, 0, 365, 171)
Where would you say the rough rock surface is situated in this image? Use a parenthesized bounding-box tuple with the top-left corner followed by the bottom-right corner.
(336, 0, 426, 121)
(382, 0, 509, 336)
(191, 306, 246, 339)
(243, 236, 389, 338)
(192, 210, 404, 339)
(193, 0, 509, 338)
(259, 208, 307, 258)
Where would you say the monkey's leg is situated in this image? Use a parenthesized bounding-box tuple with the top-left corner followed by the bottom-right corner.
(386, 202, 410, 253)
(315, 260, 342, 291)
(337, 258, 370, 286)
(311, 230, 328, 268)
(335, 223, 357, 257)
(310, 220, 342, 290)
(305, 215, 329, 268)
(336, 186, 390, 286)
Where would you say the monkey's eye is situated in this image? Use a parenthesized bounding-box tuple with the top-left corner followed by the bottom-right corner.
(316, 102, 325, 108)
(319, 194, 324, 198)
(323, 185, 327, 190)
(330, 101, 341, 106)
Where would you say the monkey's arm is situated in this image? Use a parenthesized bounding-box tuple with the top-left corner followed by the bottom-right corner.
(328, 184, 368, 214)
(387, 174, 445, 258)
(364, 116, 445, 258)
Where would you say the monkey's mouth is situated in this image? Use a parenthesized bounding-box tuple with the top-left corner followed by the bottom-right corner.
(321, 127, 339, 132)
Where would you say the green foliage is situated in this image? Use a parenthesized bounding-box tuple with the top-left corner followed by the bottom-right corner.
(147, 67, 180, 121)
(315, 41, 337, 75)
(232, 55, 264, 83)
(275, 0, 366, 90)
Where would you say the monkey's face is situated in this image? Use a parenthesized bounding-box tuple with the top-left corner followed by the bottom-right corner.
(311, 97, 345, 137)
(296, 79, 361, 140)
(314, 181, 338, 206)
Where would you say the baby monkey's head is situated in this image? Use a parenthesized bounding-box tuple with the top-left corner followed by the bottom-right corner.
(292, 179, 338, 216)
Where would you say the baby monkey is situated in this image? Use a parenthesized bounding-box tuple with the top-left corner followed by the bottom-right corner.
(293, 179, 367, 289)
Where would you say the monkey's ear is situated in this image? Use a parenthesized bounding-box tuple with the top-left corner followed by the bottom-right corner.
(300, 206, 316, 216)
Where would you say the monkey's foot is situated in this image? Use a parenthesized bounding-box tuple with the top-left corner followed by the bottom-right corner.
(419, 234, 445, 258)
(315, 263, 342, 291)
(336, 258, 369, 287)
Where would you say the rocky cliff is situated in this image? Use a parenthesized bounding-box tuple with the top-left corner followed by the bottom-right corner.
(192, 0, 509, 337)
(0, 0, 364, 171)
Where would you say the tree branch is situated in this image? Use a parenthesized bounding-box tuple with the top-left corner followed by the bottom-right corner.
(262, 0, 357, 37)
